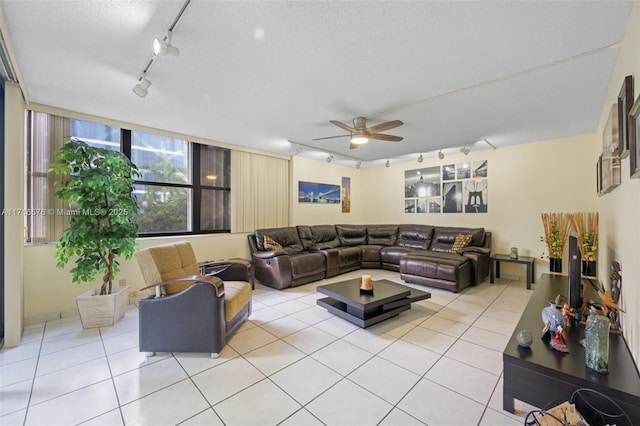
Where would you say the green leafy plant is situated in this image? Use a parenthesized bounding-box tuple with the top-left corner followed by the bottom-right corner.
(49, 140, 140, 295)
(540, 225, 564, 258)
(540, 212, 570, 259)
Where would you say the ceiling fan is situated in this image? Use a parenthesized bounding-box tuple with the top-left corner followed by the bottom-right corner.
(313, 117, 403, 149)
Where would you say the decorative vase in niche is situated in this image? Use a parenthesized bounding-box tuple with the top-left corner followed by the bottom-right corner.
(510, 247, 518, 259)
(582, 260, 596, 277)
(549, 257, 562, 273)
(585, 313, 610, 374)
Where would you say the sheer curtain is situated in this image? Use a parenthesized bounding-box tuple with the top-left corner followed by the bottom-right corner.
(28, 112, 69, 243)
(231, 151, 289, 232)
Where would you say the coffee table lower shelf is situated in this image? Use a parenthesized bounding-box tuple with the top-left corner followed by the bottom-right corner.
(317, 297, 411, 328)
(316, 279, 430, 328)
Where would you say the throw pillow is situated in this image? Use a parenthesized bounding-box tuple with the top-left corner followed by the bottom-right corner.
(263, 235, 283, 251)
(450, 234, 473, 254)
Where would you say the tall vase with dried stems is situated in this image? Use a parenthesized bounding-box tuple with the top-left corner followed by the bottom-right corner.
(541, 212, 571, 273)
(571, 212, 599, 277)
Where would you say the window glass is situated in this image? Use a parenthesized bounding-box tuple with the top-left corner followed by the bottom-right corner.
(135, 184, 191, 234)
(132, 131, 190, 184)
(70, 119, 120, 150)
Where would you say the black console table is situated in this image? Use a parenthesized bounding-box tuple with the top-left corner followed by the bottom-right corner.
(503, 273, 640, 423)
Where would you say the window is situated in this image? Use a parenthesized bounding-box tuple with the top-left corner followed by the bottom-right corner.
(26, 112, 232, 242)
(132, 131, 192, 234)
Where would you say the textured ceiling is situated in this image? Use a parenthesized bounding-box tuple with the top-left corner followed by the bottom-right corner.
(0, 1, 632, 167)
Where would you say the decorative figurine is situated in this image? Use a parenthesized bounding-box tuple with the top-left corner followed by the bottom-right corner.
(608, 261, 622, 331)
(561, 303, 575, 328)
(550, 326, 569, 353)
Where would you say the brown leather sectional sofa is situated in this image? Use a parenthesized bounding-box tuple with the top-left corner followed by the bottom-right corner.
(247, 224, 492, 292)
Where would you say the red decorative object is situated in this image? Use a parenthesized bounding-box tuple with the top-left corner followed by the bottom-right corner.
(550, 326, 569, 353)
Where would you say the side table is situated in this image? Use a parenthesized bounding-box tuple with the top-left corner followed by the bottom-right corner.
(199, 258, 254, 289)
(490, 254, 535, 289)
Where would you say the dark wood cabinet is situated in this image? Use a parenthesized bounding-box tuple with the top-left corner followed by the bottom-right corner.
(503, 274, 640, 424)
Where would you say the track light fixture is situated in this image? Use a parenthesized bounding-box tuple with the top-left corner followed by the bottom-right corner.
(153, 31, 180, 57)
(326, 153, 334, 163)
(294, 144, 301, 155)
(418, 153, 423, 163)
(355, 161, 361, 169)
(385, 159, 390, 168)
(133, 73, 152, 97)
(132, 0, 191, 98)
(438, 150, 445, 160)
(461, 146, 470, 155)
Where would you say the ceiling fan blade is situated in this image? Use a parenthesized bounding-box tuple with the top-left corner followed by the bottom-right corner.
(312, 134, 349, 141)
(349, 142, 361, 150)
(367, 120, 403, 134)
(369, 133, 403, 142)
(330, 120, 356, 133)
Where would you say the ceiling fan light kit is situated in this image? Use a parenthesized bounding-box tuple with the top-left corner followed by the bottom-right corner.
(314, 117, 404, 149)
(350, 135, 369, 145)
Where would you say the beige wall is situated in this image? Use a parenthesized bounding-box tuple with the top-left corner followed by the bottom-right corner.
(23, 233, 251, 321)
(4, 83, 25, 346)
(292, 133, 598, 276)
(594, 2, 640, 362)
(290, 156, 363, 225)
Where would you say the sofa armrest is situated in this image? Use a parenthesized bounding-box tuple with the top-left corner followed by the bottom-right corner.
(253, 249, 288, 259)
(310, 244, 334, 251)
(461, 246, 490, 256)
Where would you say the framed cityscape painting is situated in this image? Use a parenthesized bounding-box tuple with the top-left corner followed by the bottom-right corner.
(298, 181, 340, 203)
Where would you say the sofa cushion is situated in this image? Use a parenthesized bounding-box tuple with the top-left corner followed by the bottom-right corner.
(396, 224, 434, 249)
(336, 224, 367, 246)
(223, 281, 252, 322)
(255, 227, 304, 254)
(310, 225, 341, 248)
(451, 234, 473, 254)
(263, 235, 283, 251)
(430, 227, 485, 252)
(366, 225, 399, 246)
(138, 241, 199, 295)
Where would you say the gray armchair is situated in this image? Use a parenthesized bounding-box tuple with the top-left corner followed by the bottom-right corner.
(135, 241, 252, 358)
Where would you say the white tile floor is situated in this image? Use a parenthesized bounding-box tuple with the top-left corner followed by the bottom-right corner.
(0, 269, 537, 425)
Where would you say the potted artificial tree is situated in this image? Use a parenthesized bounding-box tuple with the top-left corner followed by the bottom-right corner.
(571, 212, 599, 277)
(540, 212, 570, 273)
(50, 139, 139, 328)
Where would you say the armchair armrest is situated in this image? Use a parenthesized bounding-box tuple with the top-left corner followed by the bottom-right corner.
(140, 275, 225, 298)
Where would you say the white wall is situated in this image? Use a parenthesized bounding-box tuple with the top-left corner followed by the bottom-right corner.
(594, 2, 640, 362)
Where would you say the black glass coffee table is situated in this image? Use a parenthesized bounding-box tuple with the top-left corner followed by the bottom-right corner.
(316, 278, 431, 328)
